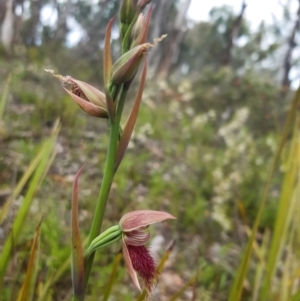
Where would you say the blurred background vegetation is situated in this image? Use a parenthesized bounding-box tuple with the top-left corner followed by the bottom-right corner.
(1, 0, 300, 300)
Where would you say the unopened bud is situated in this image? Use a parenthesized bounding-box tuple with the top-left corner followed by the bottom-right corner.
(120, 0, 136, 24)
(84, 225, 122, 260)
(130, 8, 152, 48)
(120, 0, 136, 39)
(111, 43, 151, 85)
(131, 13, 143, 42)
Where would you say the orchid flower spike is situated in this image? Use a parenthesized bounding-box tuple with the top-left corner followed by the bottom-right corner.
(45, 69, 109, 118)
(119, 210, 175, 293)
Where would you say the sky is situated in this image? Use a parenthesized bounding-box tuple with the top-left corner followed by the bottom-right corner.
(41, 0, 299, 45)
(188, 0, 298, 28)
(39, 0, 299, 85)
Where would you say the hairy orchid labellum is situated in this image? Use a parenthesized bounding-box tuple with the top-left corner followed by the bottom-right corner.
(45, 69, 109, 118)
(120, 210, 176, 293)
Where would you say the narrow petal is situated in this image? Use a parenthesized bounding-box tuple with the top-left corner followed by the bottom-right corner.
(64, 88, 109, 118)
(120, 210, 176, 232)
(67, 77, 106, 108)
(138, 7, 152, 44)
(123, 240, 141, 291)
(125, 230, 150, 246)
(127, 245, 157, 293)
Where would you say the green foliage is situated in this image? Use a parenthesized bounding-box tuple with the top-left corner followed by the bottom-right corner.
(1, 58, 296, 300)
(0, 122, 59, 287)
(1, 1, 299, 297)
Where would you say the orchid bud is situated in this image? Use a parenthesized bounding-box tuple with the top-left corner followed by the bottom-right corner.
(120, 0, 136, 39)
(131, 14, 143, 42)
(111, 43, 151, 85)
(84, 225, 122, 260)
(67, 77, 106, 108)
(45, 70, 109, 119)
(130, 8, 152, 48)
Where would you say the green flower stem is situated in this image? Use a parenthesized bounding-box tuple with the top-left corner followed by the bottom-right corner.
(122, 13, 138, 53)
(82, 87, 128, 296)
(110, 84, 121, 101)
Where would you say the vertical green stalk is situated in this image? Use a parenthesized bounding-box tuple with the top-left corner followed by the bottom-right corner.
(83, 87, 128, 294)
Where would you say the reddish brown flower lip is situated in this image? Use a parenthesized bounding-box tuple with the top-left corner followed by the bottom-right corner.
(68, 78, 89, 102)
(126, 245, 157, 292)
(119, 210, 175, 293)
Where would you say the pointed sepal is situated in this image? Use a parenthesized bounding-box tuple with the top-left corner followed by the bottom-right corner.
(104, 17, 116, 120)
(130, 7, 153, 48)
(120, 210, 176, 232)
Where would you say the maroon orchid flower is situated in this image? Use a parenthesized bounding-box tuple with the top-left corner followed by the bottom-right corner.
(119, 210, 175, 293)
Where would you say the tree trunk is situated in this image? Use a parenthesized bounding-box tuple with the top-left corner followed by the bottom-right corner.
(149, 0, 173, 76)
(281, 0, 300, 88)
(222, 1, 247, 66)
(155, 0, 192, 79)
(54, 0, 71, 43)
(1, 0, 14, 54)
(25, 0, 43, 45)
